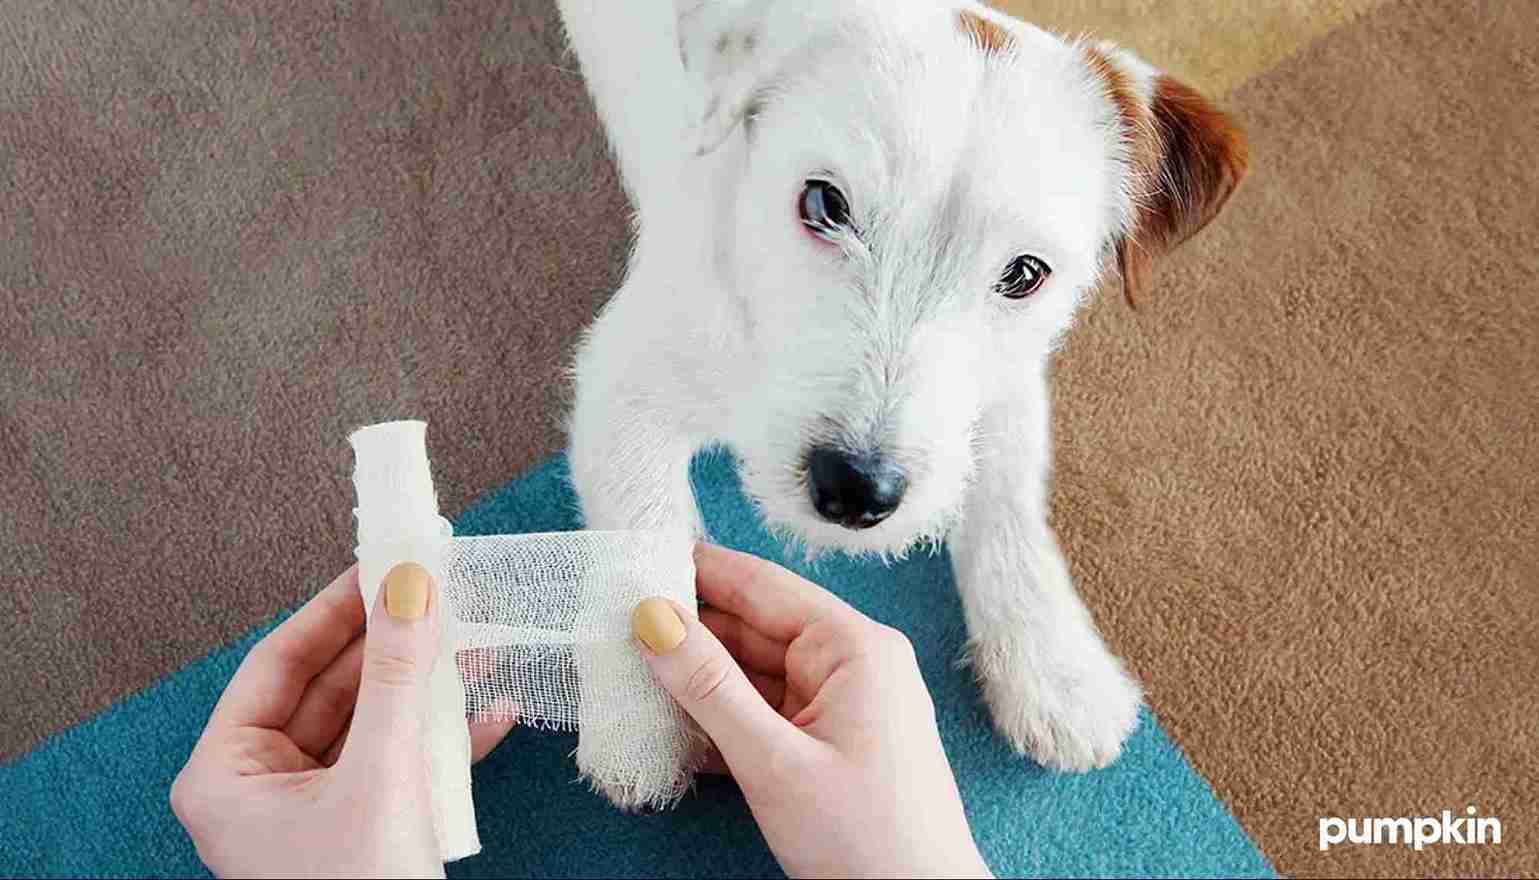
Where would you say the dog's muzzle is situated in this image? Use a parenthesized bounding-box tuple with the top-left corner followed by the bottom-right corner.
(805, 446, 908, 529)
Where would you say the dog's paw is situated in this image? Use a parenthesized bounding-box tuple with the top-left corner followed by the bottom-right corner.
(971, 629, 1142, 771)
(581, 763, 693, 812)
(587, 777, 658, 813)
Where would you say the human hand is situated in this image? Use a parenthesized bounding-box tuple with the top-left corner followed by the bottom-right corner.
(171, 564, 515, 878)
(631, 544, 991, 879)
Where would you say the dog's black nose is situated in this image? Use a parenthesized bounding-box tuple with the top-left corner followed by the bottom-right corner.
(805, 446, 907, 529)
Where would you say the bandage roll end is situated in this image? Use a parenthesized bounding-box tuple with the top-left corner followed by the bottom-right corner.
(350, 420, 441, 547)
(349, 419, 479, 862)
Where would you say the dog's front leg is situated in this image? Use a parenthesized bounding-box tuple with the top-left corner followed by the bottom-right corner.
(566, 298, 709, 810)
(949, 374, 1142, 771)
(568, 299, 706, 539)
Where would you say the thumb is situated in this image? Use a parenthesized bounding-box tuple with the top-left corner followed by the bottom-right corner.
(346, 561, 441, 761)
(632, 597, 796, 772)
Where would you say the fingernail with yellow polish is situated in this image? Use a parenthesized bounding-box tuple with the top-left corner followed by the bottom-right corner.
(383, 562, 431, 620)
(632, 597, 686, 654)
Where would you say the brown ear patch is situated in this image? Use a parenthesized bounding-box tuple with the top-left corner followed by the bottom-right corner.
(1084, 48, 1249, 307)
(1126, 77, 1249, 304)
(1082, 46, 1149, 150)
(957, 10, 1014, 55)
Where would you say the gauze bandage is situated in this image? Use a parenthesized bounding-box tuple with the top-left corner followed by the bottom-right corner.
(349, 421, 697, 863)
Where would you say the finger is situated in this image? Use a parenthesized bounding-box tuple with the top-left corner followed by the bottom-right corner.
(632, 597, 802, 774)
(209, 566, 365, 729)
(470, 718, 517, 764)
(777, 682, 812, 725)
(339, 562, 441, 767)
(282, 635, 365, 759)
(701, 607, 787, 676)
(236, 728, 326, 776)
(745, 669, 786, 712)
(695, 742, 729, 775)
(456, 646, 501, 684)
(691, 672, 782, 777)
(693, 543, 859, 643)
(781, 614, 882, 727)
(325, 714, 516, 766)
(469, 696, 519, 764)
(320, 715, 352, 767)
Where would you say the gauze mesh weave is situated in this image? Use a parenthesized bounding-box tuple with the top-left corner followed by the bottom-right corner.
(350, 419, 699, 848)
(442, 530, 698, 807)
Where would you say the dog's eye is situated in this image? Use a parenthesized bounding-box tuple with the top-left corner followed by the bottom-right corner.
(995, 255, 1051, 299)
(799, 180, 852, 238)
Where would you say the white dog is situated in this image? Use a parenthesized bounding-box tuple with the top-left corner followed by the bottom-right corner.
(557, 0, 1247, 778)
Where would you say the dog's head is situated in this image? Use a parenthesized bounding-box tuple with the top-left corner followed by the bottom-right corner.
(682, 1, 1247, 556)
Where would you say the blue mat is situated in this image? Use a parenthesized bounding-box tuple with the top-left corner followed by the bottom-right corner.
(0, 452, 1274, 878)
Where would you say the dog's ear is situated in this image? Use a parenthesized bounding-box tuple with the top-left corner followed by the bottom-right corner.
(675, 0, 799, 155)
(1085, 44, 1249, 307)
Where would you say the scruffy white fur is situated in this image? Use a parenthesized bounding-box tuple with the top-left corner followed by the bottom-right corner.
(556, 0, 1223, 774)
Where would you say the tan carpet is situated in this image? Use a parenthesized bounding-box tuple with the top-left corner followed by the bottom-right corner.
(1042, 1, 1539, 875)
(2, 0, 1534, 875)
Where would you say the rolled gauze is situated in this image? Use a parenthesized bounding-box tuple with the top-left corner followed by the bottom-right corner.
(349, 421, 698, 863)
(350, 421, 478, 861)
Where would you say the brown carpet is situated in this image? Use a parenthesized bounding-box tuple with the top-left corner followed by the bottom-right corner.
(2, 0, 1535, 876)
(1045, 1, 1539, 875)
(1, 0, 616, 755)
